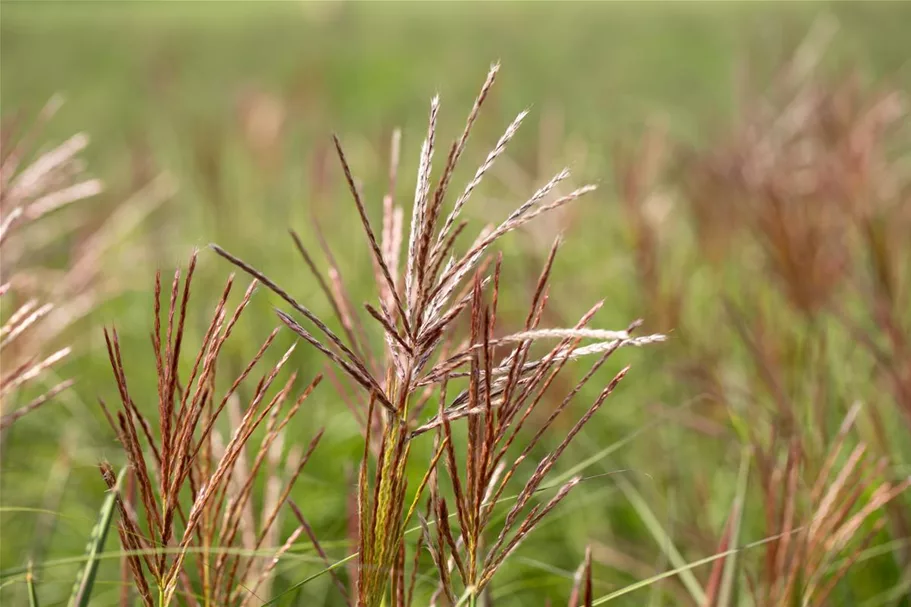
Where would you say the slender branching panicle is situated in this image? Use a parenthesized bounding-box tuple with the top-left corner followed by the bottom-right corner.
(750, 403, 910, 606)
(0, 97, 101, 429)
(611, 28, 911, 605)
(98, 251, 323, 606)
(212, 64, 663, 606)
(1, 97, 171, 431)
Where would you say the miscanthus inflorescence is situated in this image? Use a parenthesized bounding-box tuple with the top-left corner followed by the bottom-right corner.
(212, 63, 665, 606)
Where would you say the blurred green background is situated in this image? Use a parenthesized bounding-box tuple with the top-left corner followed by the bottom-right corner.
(2, 2, 910, 605)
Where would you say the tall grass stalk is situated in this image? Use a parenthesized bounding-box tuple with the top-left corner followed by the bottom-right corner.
(213, 64, 663, 606)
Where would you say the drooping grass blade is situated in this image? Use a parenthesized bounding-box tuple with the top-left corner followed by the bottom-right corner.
(67, 465, 126, 607)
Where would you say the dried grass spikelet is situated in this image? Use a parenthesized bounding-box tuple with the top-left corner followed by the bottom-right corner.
(1, 96, 171, 430)
(1, 97, 102, 429)
(678, 21, 911, 430)
(751, 403, 910, 607)
(567, 545, 593, 607)
(98, 251, 323, 606)
(213, 63, 664, 606)
(679, 21, 909, 317)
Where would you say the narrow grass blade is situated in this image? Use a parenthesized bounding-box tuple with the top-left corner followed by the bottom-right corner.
(67, 465, 126, 607)
(858, 565, 911, 607)
(571, 428, 705, 605)
(613, 473, 707, 604)
(27, 561, 39, 607)
(592, 529, 799, 604)
(260, 553, 358, 606)
(717, 447, 751, 606)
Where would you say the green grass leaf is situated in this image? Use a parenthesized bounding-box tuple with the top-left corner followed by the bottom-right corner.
(27, 561, 40, 607)
(261, 553, 358, 606)
(592, 528, 798, 604)
(613, 472, 707, 604)
(67, 466, 126, 607)
(717, 446, 751, 606)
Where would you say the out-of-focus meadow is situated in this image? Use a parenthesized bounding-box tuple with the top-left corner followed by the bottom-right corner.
(2, 2, 910, 605)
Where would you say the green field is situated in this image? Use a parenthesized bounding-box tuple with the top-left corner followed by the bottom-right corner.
(2, 2, 910, 606)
